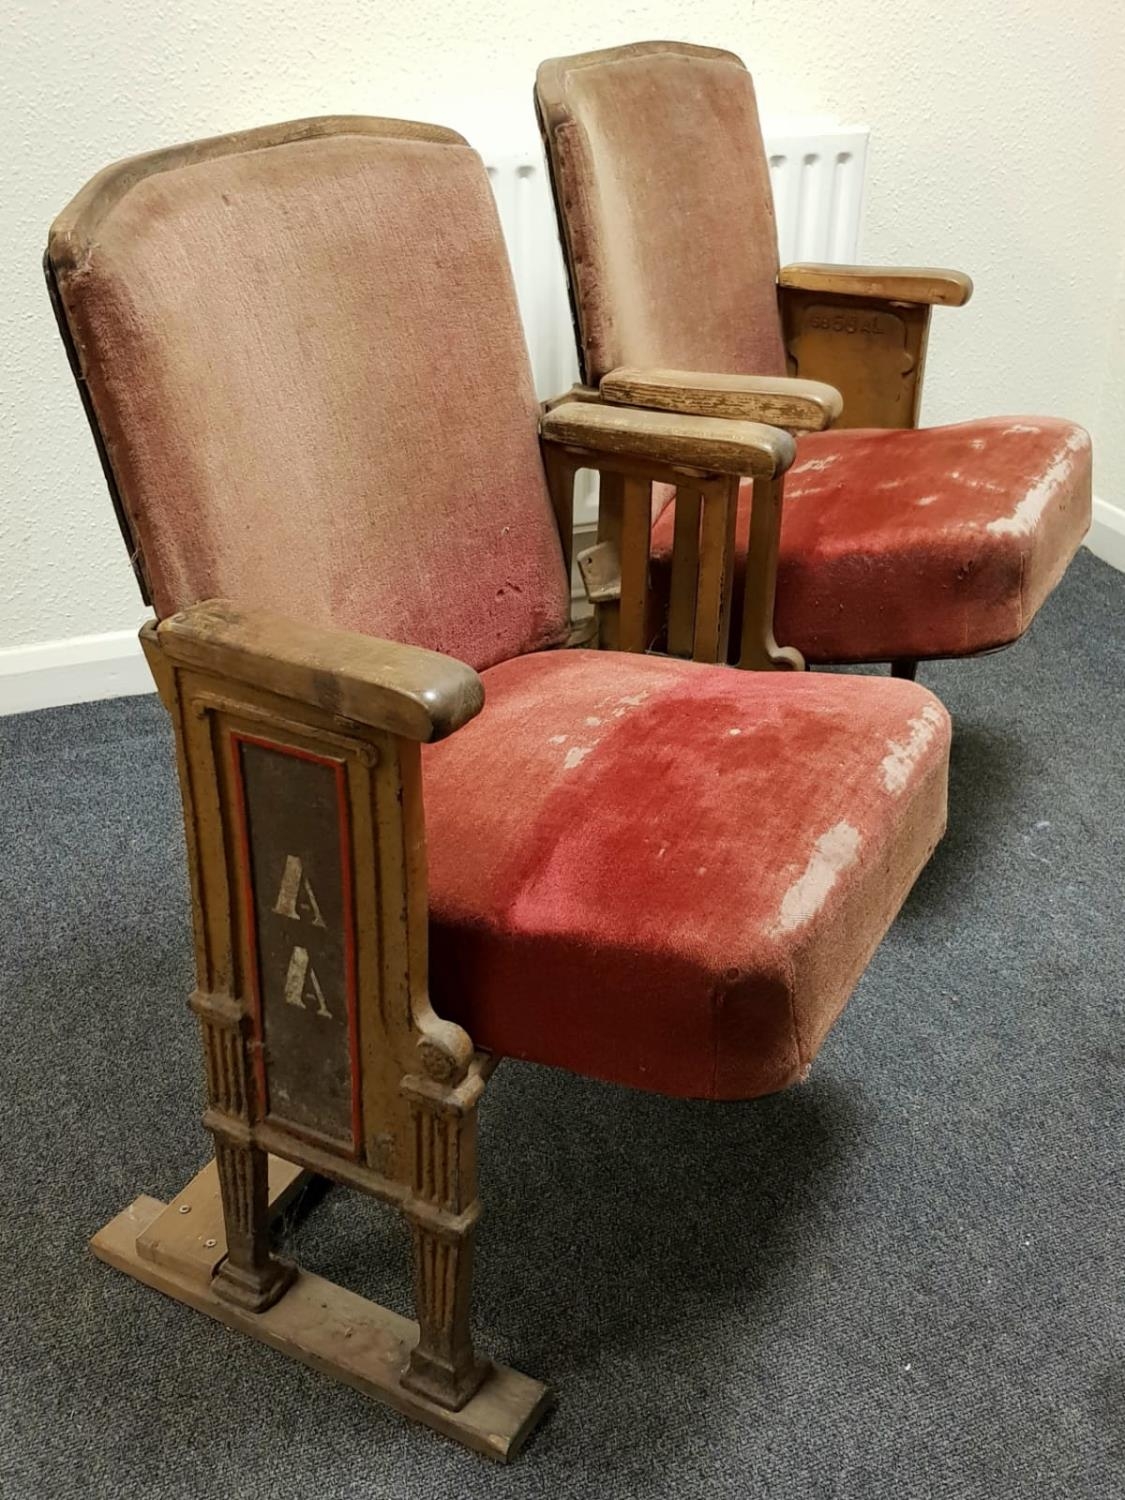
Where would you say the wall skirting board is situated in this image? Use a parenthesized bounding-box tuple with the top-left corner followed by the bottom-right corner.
(2, 506, 1122, 717)
(0, 628, 152, 716)
(1086, 496, 1125, 573)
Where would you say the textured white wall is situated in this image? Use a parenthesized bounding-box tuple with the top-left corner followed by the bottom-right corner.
(3, 0, 1124, 652)
(1095, 247, 1125, 518)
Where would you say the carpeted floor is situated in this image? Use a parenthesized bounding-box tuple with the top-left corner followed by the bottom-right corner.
(1, 547, 1122, 1499)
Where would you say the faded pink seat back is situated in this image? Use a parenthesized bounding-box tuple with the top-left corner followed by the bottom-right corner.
(48, 120, 570, 672)
(536, 42, 786, 385)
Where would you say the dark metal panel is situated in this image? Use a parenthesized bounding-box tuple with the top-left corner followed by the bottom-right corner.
(231, 733, 360, 1155)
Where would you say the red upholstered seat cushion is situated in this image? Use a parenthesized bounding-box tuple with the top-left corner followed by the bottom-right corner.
(652, 418, 1092, 664)
(423, 650, 949, 1100)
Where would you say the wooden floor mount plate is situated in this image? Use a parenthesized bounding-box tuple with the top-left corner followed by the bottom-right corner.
(92, 1186, 553, 1462)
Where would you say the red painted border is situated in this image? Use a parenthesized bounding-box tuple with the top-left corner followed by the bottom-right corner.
(229, 730, 363, 1159)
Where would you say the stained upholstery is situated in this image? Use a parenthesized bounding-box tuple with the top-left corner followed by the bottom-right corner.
(52, 132, 570, 673)
(652, 418, 1092, 662)
(424, 650, 950, 1100)
(536, 43, 786, 384)
(539, 43, 1093, 665)
(51, 119, 953, 1105)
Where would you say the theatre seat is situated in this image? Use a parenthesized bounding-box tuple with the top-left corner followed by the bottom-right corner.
(651, 417, 1093, 664)
(47, 114, 956, 1454)
(536, 42, 1094, 677)
(425, 650, 950, 1099)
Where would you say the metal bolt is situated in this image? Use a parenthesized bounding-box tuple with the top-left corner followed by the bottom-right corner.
(204, 1238, 217, 1248)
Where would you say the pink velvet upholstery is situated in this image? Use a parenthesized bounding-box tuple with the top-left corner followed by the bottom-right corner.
(53, 131, 570, 673)
(653, 418, 1093, 662)
(424, 650, 950, 1099)
(536, 43, 786, 384)
(51, 119, 954, 1103)
(539, 44, 1093, 665)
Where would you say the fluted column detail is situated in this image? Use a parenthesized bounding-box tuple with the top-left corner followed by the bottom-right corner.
(191, 989, 294, 1313)
(400, 1064, 487, 1410)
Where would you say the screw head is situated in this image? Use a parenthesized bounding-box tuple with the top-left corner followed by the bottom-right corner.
(204, 1238, 217, 1248)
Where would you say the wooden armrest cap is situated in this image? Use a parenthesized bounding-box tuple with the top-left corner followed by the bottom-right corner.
(540, 400, 795, 477)
(601, 367, 843, 431)
(154, 601, 485, 742)
(779, 263, 974, 306)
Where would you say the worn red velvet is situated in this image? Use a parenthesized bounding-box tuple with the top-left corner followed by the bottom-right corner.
(54, 122, 955, 1104)
(536, 43, 786, 384)
(424, 651, 950, 1099)
(541, 43, 1093, 665)
(56, 134, 570, 673)
(652, 418, 1092, 663)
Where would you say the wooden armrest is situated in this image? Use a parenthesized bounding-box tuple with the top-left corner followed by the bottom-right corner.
(601, 367, 842, 432)
(154, 600, 484, 742)
(540, 400, 795, 478)
(779, 263, 973, 307)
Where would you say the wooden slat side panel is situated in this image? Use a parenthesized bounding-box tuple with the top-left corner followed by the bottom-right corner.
(667, 488, 702, 658)
(692, 480, 737, 663)
(618, 477, 652, 652)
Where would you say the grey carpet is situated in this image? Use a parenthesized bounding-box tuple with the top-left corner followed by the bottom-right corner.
(1, 547, 1122, 1499)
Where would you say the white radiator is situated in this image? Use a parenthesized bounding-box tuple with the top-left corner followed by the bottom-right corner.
(765, 126, 868, 264)
(485, 125, 868, 525)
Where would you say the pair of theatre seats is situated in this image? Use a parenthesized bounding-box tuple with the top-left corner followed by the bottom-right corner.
(44, 41, 1089, 1457)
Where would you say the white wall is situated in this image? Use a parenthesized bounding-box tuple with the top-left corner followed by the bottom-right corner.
(1092, 245, 1125, 570)
(3, 1, 1124, 694)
